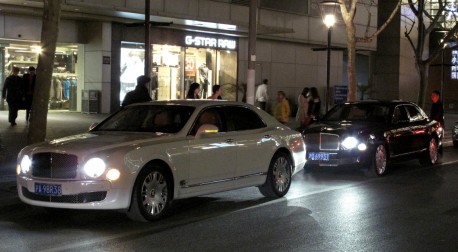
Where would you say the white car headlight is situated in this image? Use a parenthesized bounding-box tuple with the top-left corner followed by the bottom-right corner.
(341, 137, 358, 149)
(83, 158, 106, 178)
(20, 155, 32, 174)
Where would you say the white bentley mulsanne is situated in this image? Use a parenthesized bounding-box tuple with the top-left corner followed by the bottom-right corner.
(17, 100, 306, 221)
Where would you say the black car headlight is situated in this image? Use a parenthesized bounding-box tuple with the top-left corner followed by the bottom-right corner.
(341, 136, 367, 151)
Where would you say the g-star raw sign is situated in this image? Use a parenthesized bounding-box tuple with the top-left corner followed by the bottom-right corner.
(185, 36, 236, 49)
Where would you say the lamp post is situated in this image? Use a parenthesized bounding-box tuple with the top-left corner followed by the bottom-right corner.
(320, 0, 339, 112)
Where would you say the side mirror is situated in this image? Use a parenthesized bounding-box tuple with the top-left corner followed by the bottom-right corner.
(89, 122, 99, 131)
(195, 124, 219, 139)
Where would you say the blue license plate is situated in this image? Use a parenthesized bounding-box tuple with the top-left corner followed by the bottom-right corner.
(34, 183, 62, 196)
(308, 152, 330, 161)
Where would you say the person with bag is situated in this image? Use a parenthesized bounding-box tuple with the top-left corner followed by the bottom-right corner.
(2, 67, 23, 126)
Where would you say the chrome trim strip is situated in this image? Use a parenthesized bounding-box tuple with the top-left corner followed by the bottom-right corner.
(181, 172, 267, 188)
(390, 148, 427, 158)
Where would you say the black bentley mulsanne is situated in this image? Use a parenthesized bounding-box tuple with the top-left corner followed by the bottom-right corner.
(301, 100, 443, 176)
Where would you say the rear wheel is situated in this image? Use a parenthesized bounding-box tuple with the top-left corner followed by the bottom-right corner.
(258, 152, 292, 198)
(420, 138, 439, 166)
(127, 165, 172, 222)
(453, 140, 458, 148)
(366, 144, 388, 177)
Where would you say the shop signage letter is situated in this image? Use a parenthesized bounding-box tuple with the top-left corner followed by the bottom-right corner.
(185, 35, 236, 50)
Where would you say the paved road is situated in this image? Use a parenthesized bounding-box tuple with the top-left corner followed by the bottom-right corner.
(1, 147, 458, 251)
(1, 110, 458, 251)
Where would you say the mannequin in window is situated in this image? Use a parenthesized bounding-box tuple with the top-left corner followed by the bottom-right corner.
(199, 63, 209, 98)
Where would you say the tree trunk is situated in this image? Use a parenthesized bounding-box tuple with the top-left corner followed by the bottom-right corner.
(417, 62, 429, 108)
(346, 26, 357, 102)
(27, 0, 62, 144)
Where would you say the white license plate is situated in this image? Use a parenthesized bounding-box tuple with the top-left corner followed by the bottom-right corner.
(308, 152, 330, 161)
(34, 183, 62, 196)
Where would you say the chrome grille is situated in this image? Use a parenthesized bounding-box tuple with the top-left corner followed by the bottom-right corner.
(32, 153, 78, 179)
(304, 133, 340, 151)
(320, 133, 339, 150)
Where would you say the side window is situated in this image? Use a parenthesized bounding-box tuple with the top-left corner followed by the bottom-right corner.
(392, 106, 409, 124)
(191, 107, 224, 135)
(405, 105, 425, 122)
(224, 106, 266, 131)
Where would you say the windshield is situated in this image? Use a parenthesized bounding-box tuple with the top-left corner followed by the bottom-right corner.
(322, 103, 390, 123)
(93, 105, 195, 133)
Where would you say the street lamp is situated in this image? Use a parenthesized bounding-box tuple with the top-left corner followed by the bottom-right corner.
(320, 0, 339, 112)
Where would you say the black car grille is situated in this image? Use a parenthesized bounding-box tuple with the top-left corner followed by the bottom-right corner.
(22, 187, 107, 203)
(32, 153, 78, 179)
(305, 133, 340, 150)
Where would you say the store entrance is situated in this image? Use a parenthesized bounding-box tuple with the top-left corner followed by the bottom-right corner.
(185, 48, 237, 100)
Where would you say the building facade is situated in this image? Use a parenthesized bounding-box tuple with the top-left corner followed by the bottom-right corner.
(0, 0, 435, 115)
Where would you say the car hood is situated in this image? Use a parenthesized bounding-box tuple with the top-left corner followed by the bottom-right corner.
(23, 131, 174, 156)
(303, 121, 384, 136)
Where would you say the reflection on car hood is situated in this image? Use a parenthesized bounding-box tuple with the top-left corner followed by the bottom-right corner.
(26, 132, 172, 154)
(303, 121, 384, 135)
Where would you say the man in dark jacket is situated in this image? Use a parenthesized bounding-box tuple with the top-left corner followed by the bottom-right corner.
(2, 67, 23, 126)
(430, 90, 444, 127)
(121, 75, 152, 107)
(22, 66, 36, 122)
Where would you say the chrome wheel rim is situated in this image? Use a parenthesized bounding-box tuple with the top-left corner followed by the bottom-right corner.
(141, 171, 168, 216)
(272, 156, 291, 193)
(375, 145, 387, 175)
(429, 139, 438, 164)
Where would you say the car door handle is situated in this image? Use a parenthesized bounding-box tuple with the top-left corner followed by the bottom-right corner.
(226, 139, 234, 143)
(263, 135, 272, 139)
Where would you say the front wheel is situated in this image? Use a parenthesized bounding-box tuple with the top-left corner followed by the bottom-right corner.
(366, 144, 388, 177)
(258, 152, 292, 198)
(420, 138, 439, 166)
(127, 165, 172, 222)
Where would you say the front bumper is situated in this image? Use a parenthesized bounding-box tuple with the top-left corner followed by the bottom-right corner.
(17, 176, 131, 210)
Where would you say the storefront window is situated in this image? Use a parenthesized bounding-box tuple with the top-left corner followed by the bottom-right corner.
(2, 43, 78, 110)
(185, 48, 237, 100)
(120, 33, 237, 102)
(153, 44, 184, 100)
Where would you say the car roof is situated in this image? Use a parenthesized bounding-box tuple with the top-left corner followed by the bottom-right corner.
(339, 100, 418, 107)
(125, 99, 256, 109)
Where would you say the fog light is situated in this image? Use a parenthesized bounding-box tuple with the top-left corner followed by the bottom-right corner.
(106, 169, 120, 181)
(357, 143, 367, 151)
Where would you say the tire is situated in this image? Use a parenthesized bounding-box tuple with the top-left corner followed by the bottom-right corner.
(258, 152, 292, 198)
(127, 165, 172, 222)
(365, 144, 388, 177)
(420, 138, 439, 166)
(453, 140, 458, 149)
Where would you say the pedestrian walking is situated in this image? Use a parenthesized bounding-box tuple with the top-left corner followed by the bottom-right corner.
(308, 87, 321, 121)
(208, 85, 222, 100)
(22, 66, 36, 122)
(296, 87, 311, 127)
(274, 90, 290, 124)
(430, 90, 444, 127)
(2, 67, 23, 126)
(256, 79, 269, 111)
(186, 82, 201, 99)
(121, 75, 152, 107)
